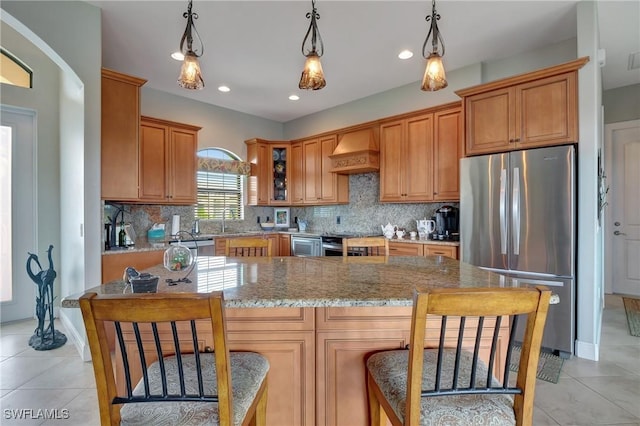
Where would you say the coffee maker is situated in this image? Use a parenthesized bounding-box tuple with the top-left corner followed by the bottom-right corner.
(432, 205, 459, 241)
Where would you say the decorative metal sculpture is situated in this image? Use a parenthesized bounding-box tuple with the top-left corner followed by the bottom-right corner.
(26, 245, 67, 350)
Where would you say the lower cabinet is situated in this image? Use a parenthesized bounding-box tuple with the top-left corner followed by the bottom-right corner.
(388, 241, 424, 256)
(315, 307, 412, 426)
(424, 244, 458, 259)
(101, 250, 164, 284)
(227, 314, 315, 426)
(388, 241, 459, 259)
(279, 234, 291, 256)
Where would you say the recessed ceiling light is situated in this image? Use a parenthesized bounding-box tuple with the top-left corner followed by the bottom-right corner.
(289, 95, 300, 101)
(218, 86, 231, 93)
(398, 50, 413, 60)
(171, 51, 184, 61)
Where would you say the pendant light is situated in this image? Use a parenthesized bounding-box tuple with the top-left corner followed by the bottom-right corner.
(299, 0, 326, 90)
(177, 0, 204, 90)
(421, 0, 447, 91)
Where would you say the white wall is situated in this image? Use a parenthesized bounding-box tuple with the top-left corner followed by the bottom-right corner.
(1, 1, 102, 360)
(142, 88, 284, 160)
(575, 0, 603, 361)
(283, 64, 480, 140)
(603, 84, 640, 124)
(0, 23, 61, 302)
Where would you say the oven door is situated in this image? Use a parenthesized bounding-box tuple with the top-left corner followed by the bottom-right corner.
(322, 243, 343, 256)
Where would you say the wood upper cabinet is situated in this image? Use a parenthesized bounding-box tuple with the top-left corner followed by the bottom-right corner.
(290, 142, 304, 204)
(245, 139, 291, 206)
(139, 116, 200, 205)
(433, 106, 462, 200)
(380, 103, 461, 203)
(457, 57, 588, 156)
(380, 114, 433, 202)
(297, 135, 349, 205)
(100, 68, 146, 201)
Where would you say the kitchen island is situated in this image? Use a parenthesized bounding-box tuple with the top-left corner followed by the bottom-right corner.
(64, 256, 510, 426)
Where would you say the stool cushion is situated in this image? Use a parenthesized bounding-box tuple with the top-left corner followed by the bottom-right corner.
(120, 352, 269, 426)
(367, 349, 516, 426)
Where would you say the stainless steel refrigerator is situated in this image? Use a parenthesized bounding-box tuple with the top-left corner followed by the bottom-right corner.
(460, 145, 575, 356)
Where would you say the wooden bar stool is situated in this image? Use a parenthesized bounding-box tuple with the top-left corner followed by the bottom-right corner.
(80, 292, 270, 426)
(343, 237, 389, 257)
(225, 238, 272, 257)
(366, 286, 551, 425)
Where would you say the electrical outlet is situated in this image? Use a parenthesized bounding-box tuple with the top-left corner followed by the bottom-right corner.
(336, 216, 341, 225)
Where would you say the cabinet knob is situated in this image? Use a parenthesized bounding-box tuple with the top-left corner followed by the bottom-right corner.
(204, 346, 213, 353)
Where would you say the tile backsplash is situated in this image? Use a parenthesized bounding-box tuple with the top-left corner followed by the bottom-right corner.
(104, 173, 458, 241)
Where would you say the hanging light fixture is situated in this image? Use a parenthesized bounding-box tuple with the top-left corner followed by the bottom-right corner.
(299, 0, 326, 90)
(421, 0, 447, 91)
(177, 0, 204, 90)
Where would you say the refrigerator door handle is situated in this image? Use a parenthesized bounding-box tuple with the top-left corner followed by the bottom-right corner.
(512, 167, 521, 255)
(500, 168, 507, 254)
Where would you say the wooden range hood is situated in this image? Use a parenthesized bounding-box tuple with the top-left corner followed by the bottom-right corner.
(329, 127, 379, 174)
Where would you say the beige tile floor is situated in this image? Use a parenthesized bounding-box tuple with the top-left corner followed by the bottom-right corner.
(1, 294, 638, 425)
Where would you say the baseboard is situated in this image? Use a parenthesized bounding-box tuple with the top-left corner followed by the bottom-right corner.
(574, 340, 599, 361)
(59, 310, 91, 362)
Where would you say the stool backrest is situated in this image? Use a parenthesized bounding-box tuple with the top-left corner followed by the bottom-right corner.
(343, 237, 389, 256)
(225, 238, 272, 257)
(80, 292, 234, 425)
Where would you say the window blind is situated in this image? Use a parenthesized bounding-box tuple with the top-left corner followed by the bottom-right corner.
(195, 170, 245, 220)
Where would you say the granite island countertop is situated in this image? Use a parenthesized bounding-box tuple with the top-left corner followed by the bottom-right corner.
(63, 255, 502, 309)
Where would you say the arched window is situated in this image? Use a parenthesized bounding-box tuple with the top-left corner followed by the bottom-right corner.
(196, 148, 245, 221)
(0, 48, 33, 89)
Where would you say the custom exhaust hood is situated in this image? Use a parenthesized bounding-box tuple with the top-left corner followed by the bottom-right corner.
(329, 127, 379, 174)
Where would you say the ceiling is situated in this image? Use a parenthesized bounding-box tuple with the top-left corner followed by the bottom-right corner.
(89, 1, 640, 123)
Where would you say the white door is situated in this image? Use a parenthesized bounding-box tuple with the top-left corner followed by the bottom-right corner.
(606, 120, 640, 296)
(0, 106, 37, 322)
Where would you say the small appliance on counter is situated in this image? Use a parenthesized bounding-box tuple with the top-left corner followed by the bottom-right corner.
(431, 205, 459, 241)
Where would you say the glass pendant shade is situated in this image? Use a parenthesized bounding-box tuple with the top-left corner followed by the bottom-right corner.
(164, 243, 194, 271)
(299, 53, 326, 90)
(421, 52, 448, 91)
(178, 50, 205, 90)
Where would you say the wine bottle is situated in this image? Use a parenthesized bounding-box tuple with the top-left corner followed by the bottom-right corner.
(118, 222, 126, 247)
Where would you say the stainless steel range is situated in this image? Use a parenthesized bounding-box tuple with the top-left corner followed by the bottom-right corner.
(290, 232, 385, 257)
(321, 233, 383, 256)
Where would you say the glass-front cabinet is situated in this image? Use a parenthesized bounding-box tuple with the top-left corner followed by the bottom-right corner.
(245, 139, 290, 206)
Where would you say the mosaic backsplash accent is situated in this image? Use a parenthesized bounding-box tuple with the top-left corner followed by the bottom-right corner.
(104, 172, 458, 240)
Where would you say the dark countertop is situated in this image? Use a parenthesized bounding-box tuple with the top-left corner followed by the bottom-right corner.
(63, 255, 499, 309)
